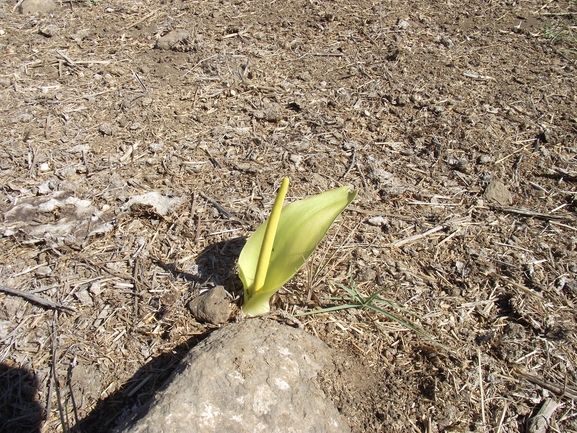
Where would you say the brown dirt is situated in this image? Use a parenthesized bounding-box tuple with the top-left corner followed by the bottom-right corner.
(1, 1, 576, 432)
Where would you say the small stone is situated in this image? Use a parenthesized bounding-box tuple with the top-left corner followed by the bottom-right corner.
(397, 19, 410, 30)
(35, 266, 52, 277)
(368, 216, 388, 226)
(478, 155, 492, 164)
(73, 29, 91, 43)
(396, 94, 409, 106)
(484, 179, 513, 205)
(155, 30, 190, 50)
(75, 288, 93, 306)
(447, 156, 468, 170)
(188, 286, 231, 324)
(20, 0, 56, 14)
(260, 102, 283, 122)
(357, 267, 377, 282)
(149, 141, 164, 152)
(39, 24, 58, 37)
(38, 162, 50, 172)
(38, 181, 52, 195)
(99, 122, 115, 136)
(89, 281, 103, 296)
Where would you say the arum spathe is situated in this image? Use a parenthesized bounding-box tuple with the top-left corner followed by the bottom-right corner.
(239, 177, 357, 317)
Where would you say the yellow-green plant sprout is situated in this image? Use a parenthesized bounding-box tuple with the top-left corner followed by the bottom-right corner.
(239, 177, 357, 317)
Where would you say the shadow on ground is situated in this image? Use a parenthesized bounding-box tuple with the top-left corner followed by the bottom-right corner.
(74, 238, 246, 432)
(0, 363, 43, 433)
(72, 331, 214, 433)
(155, 237, 246, 294)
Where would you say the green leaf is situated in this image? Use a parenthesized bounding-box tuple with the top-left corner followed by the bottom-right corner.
(240, 184, 357, 316)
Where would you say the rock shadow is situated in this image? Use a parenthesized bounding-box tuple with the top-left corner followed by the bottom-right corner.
(76, 237, 246, 432)
(0, 363, 43, 433)
(72, 331, 214, 433)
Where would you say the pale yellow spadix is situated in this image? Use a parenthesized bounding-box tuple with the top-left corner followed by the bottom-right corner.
(252, 177, 289, 294)
(239, 180, 357, 317)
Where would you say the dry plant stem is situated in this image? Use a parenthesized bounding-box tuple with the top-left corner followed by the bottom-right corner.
(477, 348, 487, 428)
(491, 274, 543, 299)
(527, 399, 562, 433)
(199, 191, 243, 224)
(492, 205, 576, 221)
(496, 402, 509, 433)
(514, 368, 577, 400)
(67, 359, 80, 428)
(0, 285, 77, 313)
(390, 225, 445, 248)
(51, 315, 69, 433)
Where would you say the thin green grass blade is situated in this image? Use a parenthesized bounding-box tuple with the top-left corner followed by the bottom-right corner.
(294, 303, 360, 316)
(365, 303, 449, 351)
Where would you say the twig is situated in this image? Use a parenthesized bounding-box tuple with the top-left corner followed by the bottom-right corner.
(183, 54, 219, 77)
(514, 368, 577, 400)
(82, 149, 90, 175)
(125, 9, 160, 29)
(310, 52, 344, 57)
(528, 399, 562, 433)
(51, 315, 69, 433)
(463, 70, 495, 81)
(541, 11, 577, 16)
(132, 69, 147, 92)
(495, 144, 531, 164)
(491, 274, 544, 298)
(0, 285, 77, 313)
(67, 357, 80, 428)
(55, 50, 77, 67)
(491, 205, 576, 221)
(12, 0, 25, 13)
(478, 348, 487, 428)
(390, 225, 445, 248)
(340, 145, 356, 180)
(199, 192, 244, 226)
(550, 167, 577, 182)
(496, 402, 508, 433)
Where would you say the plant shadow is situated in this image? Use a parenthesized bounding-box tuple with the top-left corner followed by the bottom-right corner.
(154, 236, 246, 295)
(0, 363, 43, 433)
(75, 237, 246, 432)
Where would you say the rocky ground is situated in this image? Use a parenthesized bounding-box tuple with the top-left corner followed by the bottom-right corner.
(1, 0, 576, 432)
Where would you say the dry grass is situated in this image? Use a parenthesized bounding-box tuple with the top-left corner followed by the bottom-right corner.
(1, 0, 576, 432)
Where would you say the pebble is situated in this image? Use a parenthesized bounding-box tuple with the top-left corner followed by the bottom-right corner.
(155, 30, 190, 50)
(39, 24, 58, 37)
(188, 286, 231, 324)
(397, 19, 410, 30)
(478, 155, 492, 164)
(368, 216, 388, 226)
(357, 267, 377, 282)
(484, 179, 513, 205)
(35, 266, 52, 277)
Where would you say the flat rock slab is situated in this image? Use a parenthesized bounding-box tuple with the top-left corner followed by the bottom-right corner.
(117, 319, 349, 433)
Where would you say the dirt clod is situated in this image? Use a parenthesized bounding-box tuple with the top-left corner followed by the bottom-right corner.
(187, 286, 231, 325)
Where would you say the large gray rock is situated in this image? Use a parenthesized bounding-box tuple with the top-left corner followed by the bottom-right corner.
(117, 319, 349, 433)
